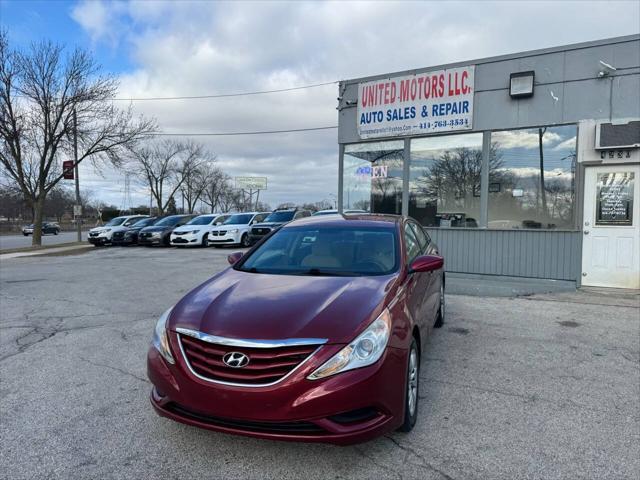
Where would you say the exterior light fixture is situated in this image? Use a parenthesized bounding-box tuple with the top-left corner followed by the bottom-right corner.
(509, 71, 535, 98)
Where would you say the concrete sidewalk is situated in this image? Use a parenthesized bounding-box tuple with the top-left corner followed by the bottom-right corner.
(0, 243, 92, 260)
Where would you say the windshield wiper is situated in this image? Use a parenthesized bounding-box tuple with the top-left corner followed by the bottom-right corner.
(304, 268, 361, 277)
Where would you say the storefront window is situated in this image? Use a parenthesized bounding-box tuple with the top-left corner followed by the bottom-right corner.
(343, 141, 404, 214)
(488, 125, 576, 230)
(409, 133, 483, 227)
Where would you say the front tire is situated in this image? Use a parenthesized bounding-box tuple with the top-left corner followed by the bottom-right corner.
(201, 233, 209, 247)
(241, 233, 250, 248)
(434, 281, 445, 328)
(398, 338, 420, 432)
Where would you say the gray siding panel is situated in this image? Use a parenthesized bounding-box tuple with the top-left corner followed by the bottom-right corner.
(426, 229, 581, 281)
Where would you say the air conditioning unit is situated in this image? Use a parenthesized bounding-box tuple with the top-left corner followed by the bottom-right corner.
(595, 120, 640, 150)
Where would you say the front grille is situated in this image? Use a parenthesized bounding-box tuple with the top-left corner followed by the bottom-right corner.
(179, 334, 319, 386)
(166, 403, 324, 434)
(210, 230, 227, 236)
(251, 228, 270, 235)
(89, 232, 99, 237)
(140, 232, 151, 238)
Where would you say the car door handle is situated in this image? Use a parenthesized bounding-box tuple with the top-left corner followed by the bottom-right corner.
(584, 230, 589, 235)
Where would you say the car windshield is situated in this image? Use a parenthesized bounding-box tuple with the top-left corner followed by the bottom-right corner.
(131, 217, 156, 227)
(264, 211, 296, 222)
(238, 226, 398, 276)
(186, 215, 215, 225)
(104, 217, 127, 226)
(154, 215, 185, 227)
(224, 214, 253, 225)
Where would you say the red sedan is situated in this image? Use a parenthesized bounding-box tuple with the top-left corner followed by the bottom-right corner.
(147, 214, 445, 445)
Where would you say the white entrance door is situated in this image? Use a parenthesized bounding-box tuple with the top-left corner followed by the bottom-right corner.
(582, 164, 640, 289)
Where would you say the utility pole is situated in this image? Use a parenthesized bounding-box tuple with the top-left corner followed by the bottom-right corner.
(73, 110, 81, 242)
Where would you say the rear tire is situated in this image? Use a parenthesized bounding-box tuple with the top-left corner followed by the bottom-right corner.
(434, 281, 445, 328)
(398, 338, 420, 432)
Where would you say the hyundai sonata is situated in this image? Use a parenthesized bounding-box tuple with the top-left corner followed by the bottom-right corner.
(147, 214, 445, 445)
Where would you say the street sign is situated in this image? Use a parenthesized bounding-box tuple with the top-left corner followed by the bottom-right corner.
(63, 160, 74, 180)
(73, 205, 82, 217)
(235, 177, 267, 190)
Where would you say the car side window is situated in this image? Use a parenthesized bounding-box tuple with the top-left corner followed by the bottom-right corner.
(409, 222, 429, 252)
(294, 212, 303, 219)
(404, 224, 422, 264)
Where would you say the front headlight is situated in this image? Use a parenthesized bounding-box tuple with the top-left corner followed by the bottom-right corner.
(190, 230, 200, 234)
(308, 308, 391, 380)
(152, 308, 175, 364)
(227, 229, 239, 234)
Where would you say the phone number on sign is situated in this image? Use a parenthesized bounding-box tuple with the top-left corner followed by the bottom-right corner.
(419, 118, 470, 130)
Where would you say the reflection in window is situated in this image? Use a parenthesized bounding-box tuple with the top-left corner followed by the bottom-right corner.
(409, 133, 484, 227)
(489, 125, 576, 230)
(343, 141, 404, 214)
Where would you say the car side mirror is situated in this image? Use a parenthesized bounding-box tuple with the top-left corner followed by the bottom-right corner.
(227, 252, 243, 265)
(409, 255, 443, 274)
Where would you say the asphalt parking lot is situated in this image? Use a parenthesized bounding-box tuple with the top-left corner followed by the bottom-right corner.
(1, 246, 639, 480)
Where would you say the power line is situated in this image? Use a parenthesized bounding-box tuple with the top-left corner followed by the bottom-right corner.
(152, 126, 338, 136)
(112, 81, 338, 101)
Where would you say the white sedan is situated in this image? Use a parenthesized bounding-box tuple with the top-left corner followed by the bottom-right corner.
(169, 214, 230, 247)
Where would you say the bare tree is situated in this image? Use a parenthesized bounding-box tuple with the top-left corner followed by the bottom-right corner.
(0, 32, 156, 245)
(128, 139, 207, 215)
(200, 166, 230, 213)
(180, 149, 217, 213)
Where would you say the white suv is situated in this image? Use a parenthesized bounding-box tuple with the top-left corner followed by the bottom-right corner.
(208, 212, 270, 248)
(88, 215, 148, 246)
(169, 213, 230, 247)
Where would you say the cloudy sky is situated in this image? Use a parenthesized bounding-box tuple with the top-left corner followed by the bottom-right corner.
(2, 0, 639, 209)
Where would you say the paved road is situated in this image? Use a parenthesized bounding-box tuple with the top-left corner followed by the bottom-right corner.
(0, 231, 88, 250)
(1, 247, 638, 479)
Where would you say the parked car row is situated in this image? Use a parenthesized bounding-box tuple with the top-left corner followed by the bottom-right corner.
(87, 207, 325, 248)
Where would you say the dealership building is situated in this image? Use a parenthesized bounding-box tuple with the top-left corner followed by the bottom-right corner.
(336, 34, 640, 290)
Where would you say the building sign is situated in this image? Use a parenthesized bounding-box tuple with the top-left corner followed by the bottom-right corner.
(596, 172, 634, 226)
(357, 66, 475, 139)
(235, 177, 267, 190)
(356, 165, 388, 178)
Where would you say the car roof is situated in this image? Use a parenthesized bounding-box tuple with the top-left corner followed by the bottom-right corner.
(283, 213, 402, 229)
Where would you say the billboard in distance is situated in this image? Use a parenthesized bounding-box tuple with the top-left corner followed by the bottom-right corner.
(235, 177, 267, 190)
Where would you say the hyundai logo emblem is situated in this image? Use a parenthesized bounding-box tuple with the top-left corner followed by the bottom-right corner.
(222, 351, 250, 368)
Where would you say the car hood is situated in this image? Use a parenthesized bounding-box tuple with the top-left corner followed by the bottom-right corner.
(252, 222, 285, 229)
(140, 226, 170, 233)
(212, 223, 247, 230)
(173, 225, 207, 233)
(169, 268, 398, 344)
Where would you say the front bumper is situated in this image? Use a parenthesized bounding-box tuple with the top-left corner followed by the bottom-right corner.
(88, 236, 110, 245)
(139, 234, 164, 246)
(207, 232, 241, 245)
(170, 233, 202, 246)
(147, 340, 407, 445)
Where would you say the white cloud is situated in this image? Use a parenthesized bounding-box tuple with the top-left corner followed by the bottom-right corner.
(492, 130, 562, 149)
(69, 0, 640, 206)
